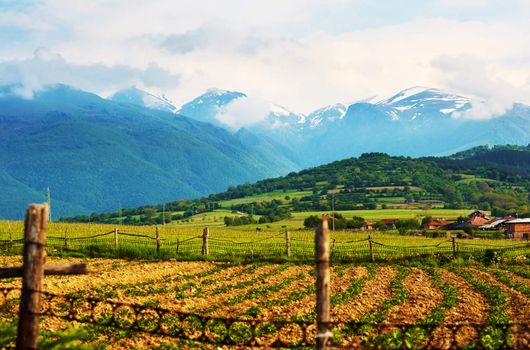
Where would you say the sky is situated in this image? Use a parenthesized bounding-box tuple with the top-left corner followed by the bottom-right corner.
(1, 0, 530, 122)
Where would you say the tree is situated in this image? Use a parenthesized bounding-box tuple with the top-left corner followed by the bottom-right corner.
(303, 215, 321, 229)
(421, 216, 433, 226)
(373, 221, 387, 231)
(396, 219, 420, 230)
(163, 212, 172, 223)
(349, 216, 366, 229)
(143, 208, 156, 218)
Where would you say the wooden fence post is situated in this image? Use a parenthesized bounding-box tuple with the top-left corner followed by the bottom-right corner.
(63, 229, 68, 249)
(202, 227, 209, 256)
(17, 203, 48, 350)
(114, 228, 119, 252)
(156, 226, 161, 255)
(176, 238, 180, 255)
(452, 236, 458, 259)
(315, 216, 331, 349)
(285, 231, 291, 257)
(368, 235, 375, 262)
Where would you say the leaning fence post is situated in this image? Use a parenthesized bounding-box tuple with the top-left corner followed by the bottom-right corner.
(315, 216, 331, 349)
(176, 238, 180, 255)
(285, 231, 291, 257)
(202, 227, 209, 256)
(368, 235, 375, 262)
(114, 227, 119, 252)
(452, 236, 458, 259)
(17, 203, 48, 350)
(156, 226, 161, 255)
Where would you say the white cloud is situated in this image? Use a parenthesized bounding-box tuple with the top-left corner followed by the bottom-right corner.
(0, 1, 530, 120)
(214, 96, 271, 129)
(0, 48, 180, 98)
(432, 54, 530, 119)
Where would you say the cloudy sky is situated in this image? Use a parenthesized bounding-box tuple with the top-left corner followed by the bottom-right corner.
(1, 0, 530, 118)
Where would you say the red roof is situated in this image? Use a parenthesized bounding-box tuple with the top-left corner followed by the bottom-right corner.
(382, 219, 397, 224)
(470, 216, 489, 226)
(424, 219, 449, 227)
(425, 220, 441, 226)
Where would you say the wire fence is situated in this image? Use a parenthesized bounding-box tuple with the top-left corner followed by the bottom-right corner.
(1, 230, 529, 262)
(1, 287, 529, 349)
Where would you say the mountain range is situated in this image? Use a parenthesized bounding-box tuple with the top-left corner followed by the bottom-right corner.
(1, 83, 529, 219)
(170, 86, 530, 165)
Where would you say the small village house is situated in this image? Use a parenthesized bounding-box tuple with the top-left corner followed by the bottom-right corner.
(362, 221, 374, 231)
(381, 219, 397, 230)
(479, 216, 516, 231)
(468, 210, 490, 228)
(422, 218, 449, 230)
(504, 218, 530, 240)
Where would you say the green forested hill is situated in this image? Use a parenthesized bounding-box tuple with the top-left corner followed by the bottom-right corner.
(0, 85, 296, 219)
(427, 145, 530, 179)
(66, 147, 530, 225)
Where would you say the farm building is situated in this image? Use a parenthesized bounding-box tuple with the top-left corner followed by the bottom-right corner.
(422, 218, 449, 230)
(468, 210, 490, 227)
(381, 219, 397, 230)
(479, 216, 516, 230)
(360, 221, 374, 231)
(504, 218, 530, 240)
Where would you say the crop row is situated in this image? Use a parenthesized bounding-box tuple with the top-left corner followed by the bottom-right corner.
(1, 257, 530, 349)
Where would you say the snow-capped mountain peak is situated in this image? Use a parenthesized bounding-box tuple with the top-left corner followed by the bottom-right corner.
(377, 86, 471, 120)
(269, 103, 306, 124)
(379, 86, 433, 105)
(110, 87, 177, 113)
(306, 103, 347, 128)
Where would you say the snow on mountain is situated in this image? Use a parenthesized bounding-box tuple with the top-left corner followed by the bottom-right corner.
(268, 103, 306, 125)
(306, 103, 347, 128)
(380, 86, 432, 105)
(177, 88, 306, 130)
(112, 85, 529, 168)
(110, 87, 177, 113)
(377, 87, 471, 120)
(176, 89, 247, 125)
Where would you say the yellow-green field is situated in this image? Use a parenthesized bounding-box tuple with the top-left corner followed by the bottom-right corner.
(174, 208, 477, 231)
(218, 190, 311, 207)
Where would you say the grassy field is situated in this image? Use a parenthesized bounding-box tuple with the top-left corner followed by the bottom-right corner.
(218, 190, 311, 207)
(1, 216, 527, 264)
(165, 209, 254, 227)
(229, 208, 476, 231)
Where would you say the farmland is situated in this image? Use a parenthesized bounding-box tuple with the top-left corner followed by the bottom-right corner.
(1, 220, 529, 264)
(1, 256, 529, 349)
(1, 218, 529, 348)
(66, 208, 481, 231)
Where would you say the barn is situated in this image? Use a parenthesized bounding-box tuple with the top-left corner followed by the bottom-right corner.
(504, 218, 530, 240)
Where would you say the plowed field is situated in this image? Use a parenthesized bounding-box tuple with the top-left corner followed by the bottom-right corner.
(1, 256, 529, 349)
